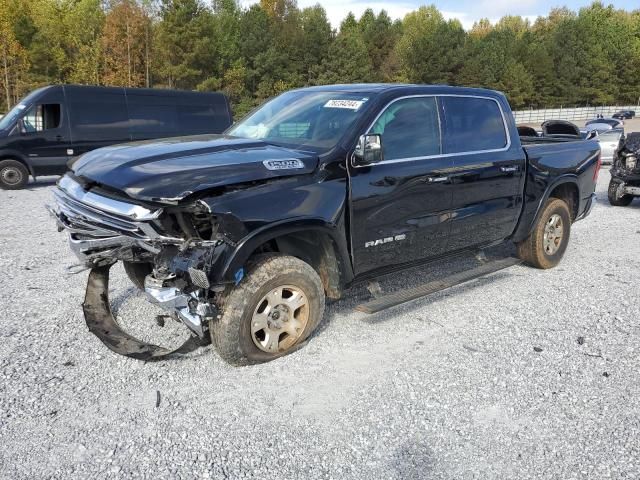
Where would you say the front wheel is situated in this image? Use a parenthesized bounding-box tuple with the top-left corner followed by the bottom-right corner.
(608, 179, 633, 207)
(0, 159, 29, 190)
(210, 255, 325, 366)
(517, 198, 572, 269)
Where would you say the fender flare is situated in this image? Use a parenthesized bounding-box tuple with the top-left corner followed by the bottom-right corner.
(219, 217, 354, 287)
(513, 175, 579, 243)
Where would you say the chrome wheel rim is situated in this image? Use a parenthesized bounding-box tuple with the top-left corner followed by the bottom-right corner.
(543, 213, 564, 255)
(251, 285, 309, 353)
(1, 166, 23, 186)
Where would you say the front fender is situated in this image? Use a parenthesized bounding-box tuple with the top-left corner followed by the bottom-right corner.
(218, 217, 353, 285)
(200, 176, 352, 285)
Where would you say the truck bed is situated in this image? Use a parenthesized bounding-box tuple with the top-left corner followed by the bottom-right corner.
(519, 135, 587, 145)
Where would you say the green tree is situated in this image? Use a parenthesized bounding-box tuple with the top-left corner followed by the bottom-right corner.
(155, 0, 216, 89)
(315, 30, 373, 85)
(396, 6, 465, 84)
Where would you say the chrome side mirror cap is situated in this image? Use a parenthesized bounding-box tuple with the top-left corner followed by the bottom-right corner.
(353, 133, 383, 166)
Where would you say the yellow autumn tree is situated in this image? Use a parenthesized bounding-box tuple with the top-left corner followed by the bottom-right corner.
(0, 0, 29, 110)
(101, 0, 150, 87)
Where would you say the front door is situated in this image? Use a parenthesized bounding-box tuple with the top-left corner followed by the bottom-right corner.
(18, 91, 72, 175)
(348, 96, 453, 276)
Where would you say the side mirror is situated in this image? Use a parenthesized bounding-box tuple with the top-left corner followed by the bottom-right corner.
(17, 119, 26, 135)
(354, 133, 383, 166)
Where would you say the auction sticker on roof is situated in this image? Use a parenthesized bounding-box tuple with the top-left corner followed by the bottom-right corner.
(324, 99, 367, 111)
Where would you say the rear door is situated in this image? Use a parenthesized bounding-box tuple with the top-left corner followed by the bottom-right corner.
(441, 95, 525, 251)
(66, 87, 130, 155)
(127, 92, 178, 141)
(175, 94, 232, 135)
(348, 96, 453, 275)
(127, 91, 233, 141)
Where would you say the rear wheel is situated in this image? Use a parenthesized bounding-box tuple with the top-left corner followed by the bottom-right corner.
(0, 160, 29, 190)
(517, 198, 572, 269)
(210, 254, 325, 366)
(608, 179, 633, 207)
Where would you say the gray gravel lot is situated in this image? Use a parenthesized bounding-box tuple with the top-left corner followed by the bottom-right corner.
(1, 170, 639, 479)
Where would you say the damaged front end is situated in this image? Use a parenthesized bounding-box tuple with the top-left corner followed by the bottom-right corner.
(48, 175, 233, 358)
(611, 132, 640, 197)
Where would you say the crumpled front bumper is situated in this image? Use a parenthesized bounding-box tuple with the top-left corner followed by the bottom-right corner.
(47, 175, 180, 268)
(49, 175, 226, 342)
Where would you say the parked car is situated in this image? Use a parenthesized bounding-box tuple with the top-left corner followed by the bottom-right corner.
(612, 110, 635, 120)
(609, 132, 640, 206)
(49, 84, 601, 365)
(0, 85, 232, 189)
(585, 118, 624, 131)
(597, 128, 623, 164)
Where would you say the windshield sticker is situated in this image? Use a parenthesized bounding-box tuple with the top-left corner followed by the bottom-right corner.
(263, 159, 305, 171)
(324, 99, 367, 111)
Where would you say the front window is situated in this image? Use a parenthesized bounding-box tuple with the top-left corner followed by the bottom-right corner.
(228, 90, 374, 152)
(369, 97, 441, 160)
(22, 104, 61, 133)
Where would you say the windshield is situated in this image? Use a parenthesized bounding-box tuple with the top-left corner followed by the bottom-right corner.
(0, 87, 48, 130)
(0, 103, 28, 130)
(228, 90, 374, 152)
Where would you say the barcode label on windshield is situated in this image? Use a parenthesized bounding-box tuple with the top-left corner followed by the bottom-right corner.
(324, 99, 366, 111)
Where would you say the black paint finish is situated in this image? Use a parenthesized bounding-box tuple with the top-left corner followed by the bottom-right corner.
(56, 84, 599, 287)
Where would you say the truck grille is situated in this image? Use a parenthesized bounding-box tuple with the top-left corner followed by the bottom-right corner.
(48, 175, 179, 265)
(53, 188, 152, 240)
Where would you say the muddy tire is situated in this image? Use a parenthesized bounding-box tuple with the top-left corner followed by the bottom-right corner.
(0, 159, 29, 190)
(122, 261, 153, 290)
(517, 198, 572, 269)
(608, 179, 633, 207)
(210, 254, 325, 366)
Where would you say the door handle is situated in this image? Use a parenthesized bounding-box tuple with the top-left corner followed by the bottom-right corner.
(425, 176, 449, 183)
(500, 166, 519, 173)
(56, 135, 64, 141)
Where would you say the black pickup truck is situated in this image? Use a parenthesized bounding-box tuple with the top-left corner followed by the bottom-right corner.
(49, 84, 600, 365)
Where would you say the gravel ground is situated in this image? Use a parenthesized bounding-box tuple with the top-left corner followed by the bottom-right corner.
(1, 169, 639, 480)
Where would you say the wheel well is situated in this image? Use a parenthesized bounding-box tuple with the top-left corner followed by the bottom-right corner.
(549, 183, 579, 221)
(248, 230, 344, 299)
(0, 156, 30, 174)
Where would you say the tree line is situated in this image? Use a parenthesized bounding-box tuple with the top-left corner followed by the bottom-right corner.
(1, 0, 639, 116)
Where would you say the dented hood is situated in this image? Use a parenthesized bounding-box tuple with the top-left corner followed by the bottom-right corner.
(71, 134, 318, 202)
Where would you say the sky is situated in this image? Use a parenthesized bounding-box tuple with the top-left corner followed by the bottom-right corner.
(239, 0, 639, 30)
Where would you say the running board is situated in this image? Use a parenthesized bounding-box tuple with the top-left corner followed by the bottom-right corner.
(355, 257, 522, 314)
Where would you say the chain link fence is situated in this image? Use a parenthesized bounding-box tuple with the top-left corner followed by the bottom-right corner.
(514, 105, 639, 124)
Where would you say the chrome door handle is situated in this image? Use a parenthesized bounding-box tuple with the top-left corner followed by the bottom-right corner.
(500, 166, 519, 173)
(426, 176, 448, 183)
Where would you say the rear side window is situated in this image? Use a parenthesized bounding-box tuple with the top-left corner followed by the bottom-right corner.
(442, 97, 507, 154)
(370, 96, 441, 160)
